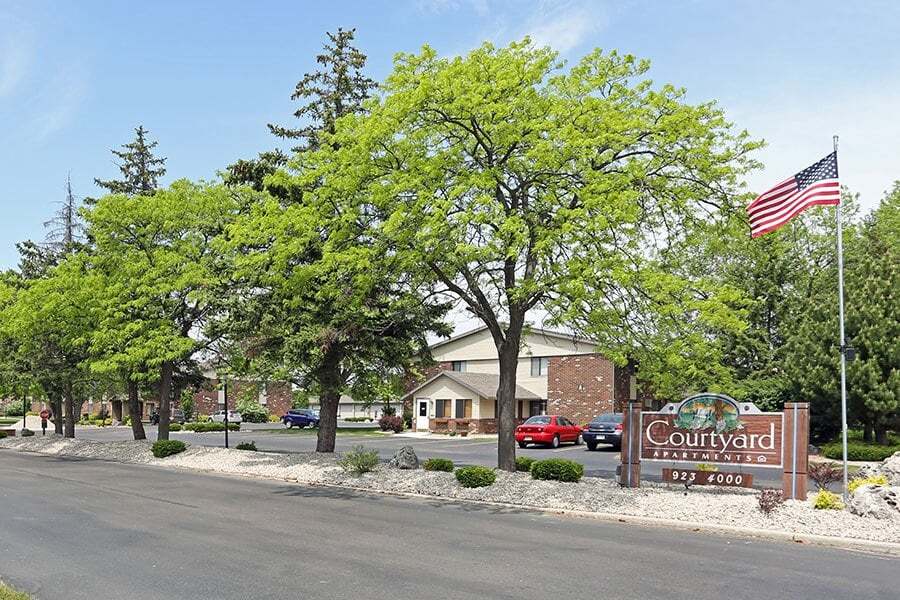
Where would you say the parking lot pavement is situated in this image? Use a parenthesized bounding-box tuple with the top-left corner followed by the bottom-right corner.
(72, 424, 793, 487)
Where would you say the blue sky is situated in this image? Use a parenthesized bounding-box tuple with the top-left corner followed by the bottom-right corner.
(2, 0, 899, 270)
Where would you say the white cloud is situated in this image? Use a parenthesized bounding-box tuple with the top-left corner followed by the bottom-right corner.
(30, 62, 88, 141)
(0, 32, 31, 98)
(519, 0, 605, 54)
(732, 83, 900, 214)
(415, 0, 489, 16)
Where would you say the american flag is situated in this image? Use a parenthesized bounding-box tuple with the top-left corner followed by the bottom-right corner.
(747, 152, 840, 237)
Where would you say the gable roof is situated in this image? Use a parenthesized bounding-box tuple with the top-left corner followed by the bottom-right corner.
(402, 370, 541, 401)
(429, 323, 596, 351)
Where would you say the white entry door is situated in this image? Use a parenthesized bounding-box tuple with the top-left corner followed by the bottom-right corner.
(416, 399, 430, 430)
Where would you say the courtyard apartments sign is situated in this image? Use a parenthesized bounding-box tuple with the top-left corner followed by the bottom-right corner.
(620, 393, 810, 500)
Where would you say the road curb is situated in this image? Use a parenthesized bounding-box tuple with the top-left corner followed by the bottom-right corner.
(321, 482, 900, 557)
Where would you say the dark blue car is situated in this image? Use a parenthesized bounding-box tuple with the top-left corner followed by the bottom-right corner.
(281, 409, 320, 428)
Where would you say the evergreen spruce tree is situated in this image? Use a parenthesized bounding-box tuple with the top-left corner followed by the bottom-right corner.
(225, 27, 376, 192)
(94, 125, 166, 196)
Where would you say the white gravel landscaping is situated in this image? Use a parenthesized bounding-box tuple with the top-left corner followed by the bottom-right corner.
(3, 435, 898, 545)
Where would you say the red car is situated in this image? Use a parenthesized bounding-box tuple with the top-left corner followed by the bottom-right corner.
(515, 415, 582, 449)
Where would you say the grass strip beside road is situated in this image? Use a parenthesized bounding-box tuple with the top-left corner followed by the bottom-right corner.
(0, 582, 30, 600)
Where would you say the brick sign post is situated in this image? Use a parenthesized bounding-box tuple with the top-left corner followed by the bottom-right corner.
(782, 402, 809, 500)
(619, 402, 642, 488)
(619, 394, 809, 500)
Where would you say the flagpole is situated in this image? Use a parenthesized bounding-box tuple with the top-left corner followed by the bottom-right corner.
(834, 134, 849, 501)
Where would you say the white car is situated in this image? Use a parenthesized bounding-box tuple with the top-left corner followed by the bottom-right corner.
(208, 410, 242, 424)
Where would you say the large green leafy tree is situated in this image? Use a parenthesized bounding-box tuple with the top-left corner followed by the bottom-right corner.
(713, 206, 841, 412)
(94, 125, 167, 196)
(86, 180, 251, 440)
(304, 40, 759, 470)
(223, 28, 447, 453)
(0, 256, 97, 437)
(225, 27, 376, 193)
(226, 182, 452, 452)
(783, 186, 898, 443)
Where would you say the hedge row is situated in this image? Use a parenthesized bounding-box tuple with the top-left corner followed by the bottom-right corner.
(821, 442, 900, 462)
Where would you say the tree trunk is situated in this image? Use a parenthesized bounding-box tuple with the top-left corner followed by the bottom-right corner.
(496, 345, 520, 472)
(875, 425, 889, 446)
(863, 418, 873, 442)
(127, 379, 146, 440)
(157, 361, 174, 441)
(50, 392, 63, 434)
(495, 310, 525, 472)
(63, 382, 76, 438)
(315, 350, 343, 453)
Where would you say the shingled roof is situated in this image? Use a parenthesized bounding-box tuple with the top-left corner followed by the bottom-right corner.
(402, 371, 541, 401)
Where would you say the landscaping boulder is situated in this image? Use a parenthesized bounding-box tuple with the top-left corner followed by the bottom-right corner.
(389, 445, 418, 469)
(881, 452, 900, 485)
(847, 484, 900, 519)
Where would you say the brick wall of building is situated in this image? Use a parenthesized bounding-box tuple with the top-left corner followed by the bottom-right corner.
(547, 353, 616, 425)
(190, 379, 293, 419)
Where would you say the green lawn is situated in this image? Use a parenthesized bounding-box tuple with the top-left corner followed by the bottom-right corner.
(0, 582, 30, 600)
(0, 418, 20, 425)
(258, 427, 388, 437)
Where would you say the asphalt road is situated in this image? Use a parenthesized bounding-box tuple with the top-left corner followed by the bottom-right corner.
(0, 453, 896, 600)
(73, 423, 795, 486)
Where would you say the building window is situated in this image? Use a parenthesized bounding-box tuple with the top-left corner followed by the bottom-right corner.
(529, 400, 547, 416)
(435, 399, 452, 418)
(455, 399, 472, 419)
(451, 361, 467, 372)
(530, 357, 549, 376)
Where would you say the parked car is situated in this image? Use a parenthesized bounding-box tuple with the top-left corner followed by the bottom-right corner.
(149, 409, 185, 425)
(582, 413, 623, 450)
(515, 415, 582, 449)
(208, 410, 242, 424)
(281, 409, 320, 429)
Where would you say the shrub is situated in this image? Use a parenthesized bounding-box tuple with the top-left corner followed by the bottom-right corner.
(381, 404, 397, 416)
(268, 414, 281, 423)
(183, 422, 239, 432)
(0, 431, 7, 439)
(338, 445, 379, 475)
(821, 441, 900, 462)
(448, 430, 457, 437)
(848, 474, 889, 494)
(344, 417, 372, 422)
(169, 423, 182, 432)
(423, 458, 454, 472)
(696, 463, 718, 472)
(813, 489, 845, 510)
(3, 404, 24, 417)
(515, 456, 536, 472)
(235, 441, 258, 451)
(123, 416, 132, 426)
(402, 406, 412, 429)
(530, 458, 584, 482)
(240, 407, 269, 423)
(808, 461, 842, 490)
(455, 465, 496, 488)
(757, 488, 784, 515)
(152, 440, 187, 458)
(378, 415, 404, 433)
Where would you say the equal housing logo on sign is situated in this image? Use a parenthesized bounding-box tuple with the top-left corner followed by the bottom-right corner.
(640, 393, 784, 468)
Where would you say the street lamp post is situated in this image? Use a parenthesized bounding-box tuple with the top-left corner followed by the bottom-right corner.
(223, 379, 229, 449)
